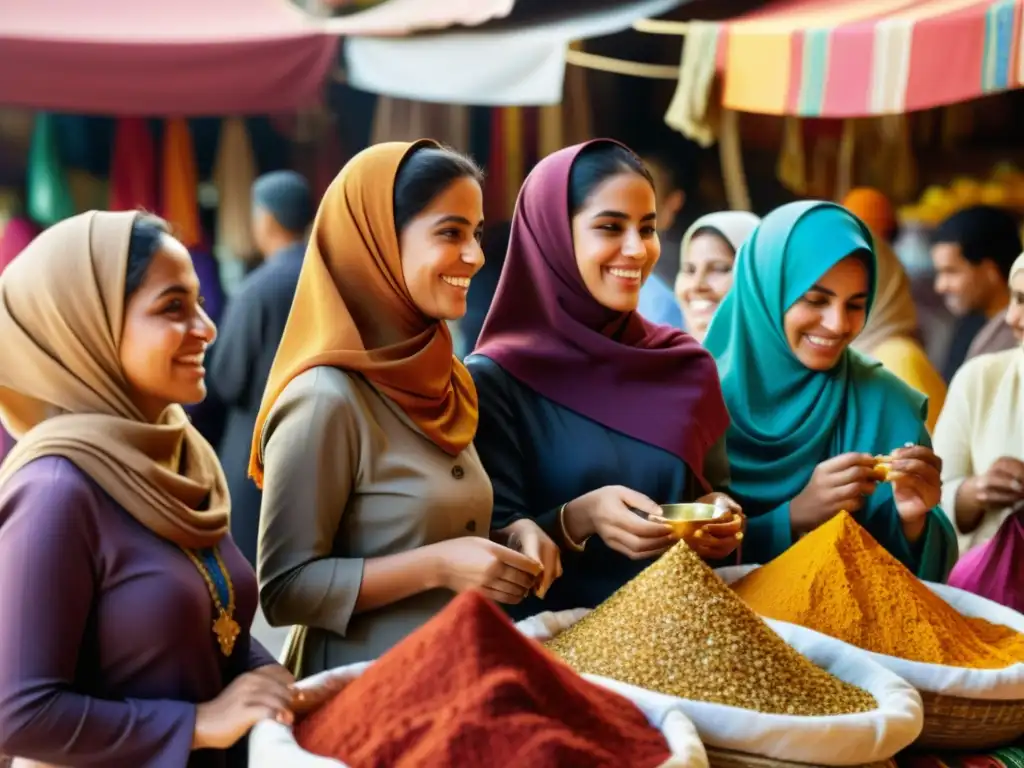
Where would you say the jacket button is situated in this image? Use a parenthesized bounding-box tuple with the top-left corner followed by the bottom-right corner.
(465, 520, 477, 533)
(451, 465, 465, 480)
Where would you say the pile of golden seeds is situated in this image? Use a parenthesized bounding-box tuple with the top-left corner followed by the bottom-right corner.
(545, 541, 877, 716)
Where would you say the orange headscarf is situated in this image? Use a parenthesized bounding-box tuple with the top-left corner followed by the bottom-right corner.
(248, 140, 479, 488)
(842, 187, 896, 241)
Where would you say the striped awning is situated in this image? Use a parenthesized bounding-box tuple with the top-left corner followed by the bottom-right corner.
(718, 0, 1020, 117)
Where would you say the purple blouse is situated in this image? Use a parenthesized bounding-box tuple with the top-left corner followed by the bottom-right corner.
(0, 456, 276, 767)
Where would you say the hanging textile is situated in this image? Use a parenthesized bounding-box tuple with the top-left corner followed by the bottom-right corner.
(501, 107, 524, 222)
(664, 21, 722, 148)
(562, 42, 593, 147)
(67, 170, 109, 213)
(26, 113, 74, 227)
(484, 108, 507, 224)
(110, 117, 158, 213)
(301, 117, 347, 202)
(0, 216, 40, 463)
(368, 98, 471, 152)
(161, 118, 202, 249)
(212, 117, 257, 260)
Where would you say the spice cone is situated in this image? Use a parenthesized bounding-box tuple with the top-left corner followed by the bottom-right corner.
(732, 511, 1024, 668)
(546, 540, 876, 715)
(296, 591, 673, 767)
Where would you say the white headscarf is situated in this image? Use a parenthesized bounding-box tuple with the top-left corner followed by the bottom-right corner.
(675, 211, 760, 298)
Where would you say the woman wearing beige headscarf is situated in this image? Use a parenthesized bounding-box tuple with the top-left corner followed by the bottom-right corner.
(933, 254, 1024, 555)
(0, 212, 334, 767)
(849, 233, 947, 433)
(673, 211, 760, 343)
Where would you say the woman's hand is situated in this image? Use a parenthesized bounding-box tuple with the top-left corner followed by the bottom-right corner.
(790, 453, 878, 535)
(495, 519, 563, 599)
(563, 486, 676, 560)
(193, 665, 294, 750)
(960, 457, 1024, 513)
(683, 493, 745, 560)
(889, 444, 942, 542)
(433, 537, 543, 605)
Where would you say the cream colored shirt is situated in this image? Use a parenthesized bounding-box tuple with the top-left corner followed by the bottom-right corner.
(257, 366, 492, 673)
(933, 349, 1024, 555)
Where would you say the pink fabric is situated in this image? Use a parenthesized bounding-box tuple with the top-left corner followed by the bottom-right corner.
(0, 218, 39, 273)
(109, 118, 157, 214)
(0, 217, 39, 461)
(947, 511, 1024, 613)
(0, 0, 338, 115)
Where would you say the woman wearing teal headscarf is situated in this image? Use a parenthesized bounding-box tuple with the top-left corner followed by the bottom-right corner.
(705, 201, 957, 581)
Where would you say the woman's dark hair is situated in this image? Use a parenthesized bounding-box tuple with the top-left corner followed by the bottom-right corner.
(569, 143, 656, 217)
(393, 146, 484, 235)
(125, 214, 171, 300)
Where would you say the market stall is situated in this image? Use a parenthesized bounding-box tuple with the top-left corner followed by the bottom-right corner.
(554, 0, 1024, 210)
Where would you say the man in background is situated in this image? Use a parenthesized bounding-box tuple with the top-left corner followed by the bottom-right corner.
(207, 170, 314, 566)
(637, 153, 686, 329)
(930, 205, 1021, 380)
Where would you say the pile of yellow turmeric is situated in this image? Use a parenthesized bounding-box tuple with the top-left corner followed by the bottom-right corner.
(732, 512, 1024, 669)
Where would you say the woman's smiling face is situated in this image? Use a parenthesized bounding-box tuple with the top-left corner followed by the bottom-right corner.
(571, 171, 660, 313)
(675, 230, 736, 341)
(783, 255, 870, 371)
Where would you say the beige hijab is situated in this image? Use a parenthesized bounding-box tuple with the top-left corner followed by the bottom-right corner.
(851, 238, 918, 354)
(0, 211, 228, 549)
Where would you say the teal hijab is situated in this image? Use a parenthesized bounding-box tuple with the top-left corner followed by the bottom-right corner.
(705, 201, 925, 509)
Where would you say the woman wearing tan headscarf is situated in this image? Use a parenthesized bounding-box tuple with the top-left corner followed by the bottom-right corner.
(934, 253, 1024, 555)
(0, 212, 313, 767)
(252, 141, 557, 676)
(844, 197, 947, 432)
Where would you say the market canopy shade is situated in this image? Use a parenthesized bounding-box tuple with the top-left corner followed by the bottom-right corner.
(345, 0, 688, 105)
(717, 0, 1021, 116)
(0, 0, 339, 116)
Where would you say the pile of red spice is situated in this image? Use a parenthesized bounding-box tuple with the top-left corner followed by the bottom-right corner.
(295, 591, 672, 767)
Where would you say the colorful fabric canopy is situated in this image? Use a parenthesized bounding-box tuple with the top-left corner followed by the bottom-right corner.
(0, 0, 338, 115)
(718, 0, 1020, 117)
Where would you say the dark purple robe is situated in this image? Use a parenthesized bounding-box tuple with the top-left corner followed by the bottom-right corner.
(0, 456, 276, 767)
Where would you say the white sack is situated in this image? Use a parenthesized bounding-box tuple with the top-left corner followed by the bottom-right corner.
(717, 564, 1024, 701)
(517, 609, 922, 766)
(249, 656, 708, 768)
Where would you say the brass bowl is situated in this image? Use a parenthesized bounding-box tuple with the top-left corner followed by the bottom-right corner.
(658, 502, 727, 539)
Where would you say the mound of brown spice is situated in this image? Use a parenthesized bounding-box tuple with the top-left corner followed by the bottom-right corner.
(732, 511, 1024, 669)
(545, 539, 876, 715)
(295, 591, 673, 768)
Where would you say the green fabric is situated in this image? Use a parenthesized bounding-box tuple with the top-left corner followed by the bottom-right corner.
(27, 113, 74, 228)
(705, 201, 956, 580)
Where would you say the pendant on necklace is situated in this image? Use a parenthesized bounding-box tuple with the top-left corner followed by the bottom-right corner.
(213, 609, 241, 657)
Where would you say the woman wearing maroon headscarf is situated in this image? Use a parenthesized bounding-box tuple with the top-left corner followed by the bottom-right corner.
(469, 140, 741, 618)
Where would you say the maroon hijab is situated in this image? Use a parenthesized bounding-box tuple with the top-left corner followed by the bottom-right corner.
(473, 140, 729, 484)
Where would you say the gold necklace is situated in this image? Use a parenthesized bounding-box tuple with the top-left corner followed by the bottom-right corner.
(181, 547, 240, 657)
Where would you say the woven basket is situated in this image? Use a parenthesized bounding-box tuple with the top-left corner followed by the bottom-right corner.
(915, 690, 1024, 750)
(706, 747, 895, 768)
